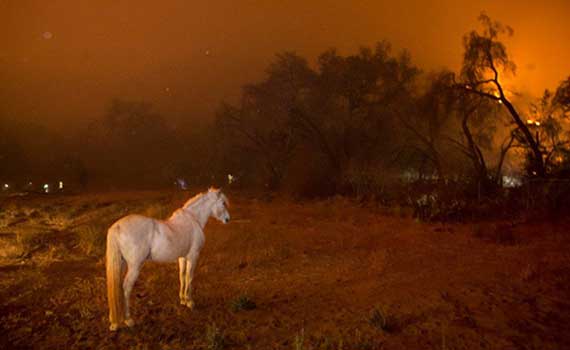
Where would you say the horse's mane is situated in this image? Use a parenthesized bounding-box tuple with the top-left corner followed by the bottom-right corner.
(183, 188, 228, 209)
(182, 191, 207, 209)
(168, 189, 226, 221)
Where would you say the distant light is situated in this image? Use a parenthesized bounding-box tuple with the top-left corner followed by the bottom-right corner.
(3, 184, 9, 189)
(535, 121, 541, 126)
(43, 184, 50, 193)
(228, 174, 235, 184)
(502, 175, 522, 188)
(498, 99, 503, 104)
(42, 31, 53, 40)
(175, 178, 187, 190)
(527, 119, 534, 125)
(58, 181, 64, 189)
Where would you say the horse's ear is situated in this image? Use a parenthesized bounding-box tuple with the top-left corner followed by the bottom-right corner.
(208, 186, 222, 193)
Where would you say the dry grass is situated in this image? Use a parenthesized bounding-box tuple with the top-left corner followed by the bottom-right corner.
(75, 223, 107, 256)
(205, 323, 227, 350)
(142, 202, 172, 220)
(16, 230, 53, 256)
(0, 190, 569, 349)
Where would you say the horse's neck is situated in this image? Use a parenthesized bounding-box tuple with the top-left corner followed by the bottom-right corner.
(187, 206, 210, 228)
(182, 196, 212, 229)
(165, 210, 203, 239)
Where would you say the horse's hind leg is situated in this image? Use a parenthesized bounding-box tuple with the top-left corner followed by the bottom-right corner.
(178, 257, 187, 305)
(123, 262, 142, 327)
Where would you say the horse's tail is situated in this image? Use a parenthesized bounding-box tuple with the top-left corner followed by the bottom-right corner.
(106, 226, 125, 330)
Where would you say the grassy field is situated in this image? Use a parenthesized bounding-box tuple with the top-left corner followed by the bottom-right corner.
(1, 190, 569, 349)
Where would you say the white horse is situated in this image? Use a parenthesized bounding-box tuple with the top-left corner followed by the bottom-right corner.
(106, 188, 230, 331)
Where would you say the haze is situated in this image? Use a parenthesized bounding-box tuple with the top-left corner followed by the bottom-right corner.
(1, 0, 569, 132)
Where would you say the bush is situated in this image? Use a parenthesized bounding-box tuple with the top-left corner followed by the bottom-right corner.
(230, 294, 257, 312)
(410, 192, 466, 222)
(369, 306, 398, 333)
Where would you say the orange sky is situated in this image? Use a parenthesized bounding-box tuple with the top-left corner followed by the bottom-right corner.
(1, 0, 569, 131)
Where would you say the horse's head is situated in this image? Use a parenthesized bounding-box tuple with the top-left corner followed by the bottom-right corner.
(209, 187, 230, 224)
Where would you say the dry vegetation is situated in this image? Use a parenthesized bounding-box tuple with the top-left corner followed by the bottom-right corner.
(1, 190, 569, 349)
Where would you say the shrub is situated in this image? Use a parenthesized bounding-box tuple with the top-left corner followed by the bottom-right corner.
(230, 294, 257, 312)
(369, 307, 397, 333)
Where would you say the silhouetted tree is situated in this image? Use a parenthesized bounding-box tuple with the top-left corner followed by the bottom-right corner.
(0, 119, 25, 182)
(529, 77, 570, 176)
(399, 71, 456, 180)
(291, 43, 419, 186)
(86, 99, 180, 187)
(457, 14, 546, 177)
(452, 89, 516, 190)
(216, 52, 313, 189)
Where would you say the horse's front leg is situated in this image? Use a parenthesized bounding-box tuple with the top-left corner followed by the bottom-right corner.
(178, 257, 187, 305)
(183, 252, 199, 309)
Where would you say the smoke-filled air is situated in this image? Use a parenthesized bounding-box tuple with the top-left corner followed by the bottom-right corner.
(1, 1, 569, 349)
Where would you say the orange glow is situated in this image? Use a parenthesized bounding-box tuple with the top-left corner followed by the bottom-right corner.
(526, 119, 541, 126)
(1, 1, 569, 131)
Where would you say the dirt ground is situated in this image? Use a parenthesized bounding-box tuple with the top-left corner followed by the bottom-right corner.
(0, 190, 569, 349)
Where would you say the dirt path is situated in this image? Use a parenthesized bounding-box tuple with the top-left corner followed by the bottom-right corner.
(1, 191, 569, 349)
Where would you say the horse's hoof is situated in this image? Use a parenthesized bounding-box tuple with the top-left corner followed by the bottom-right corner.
(186, 300, 195, 309)
(109, 323, 119, 332)
(124, 318, 135, 327)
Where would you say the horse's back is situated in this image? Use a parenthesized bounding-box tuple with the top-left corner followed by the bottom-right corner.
(109, 214, 157, 264)
(109, 214, 156, 235)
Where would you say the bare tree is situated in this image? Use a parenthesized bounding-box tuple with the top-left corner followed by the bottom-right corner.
(449, 91, 516, 189)
(399, 71, 455, 180)
(457, 14, 546, 177)
(529, 77, 570, 176)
